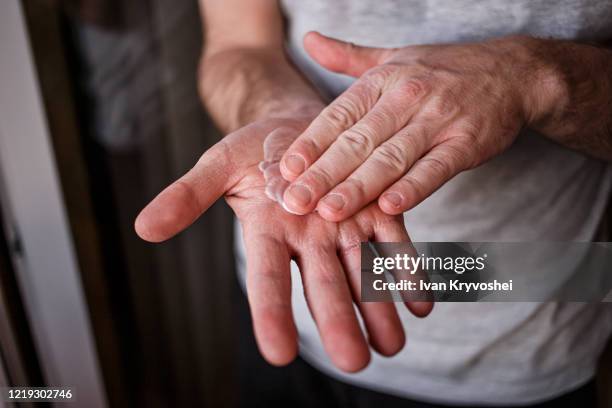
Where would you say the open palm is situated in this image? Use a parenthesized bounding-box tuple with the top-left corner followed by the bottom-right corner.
(135, 117, 431, 372)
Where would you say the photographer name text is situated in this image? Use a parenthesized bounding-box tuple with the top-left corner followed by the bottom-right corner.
(372, 279, 513, 293)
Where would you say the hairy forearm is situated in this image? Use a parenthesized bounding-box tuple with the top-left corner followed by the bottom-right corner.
(517, 36, 612, 160)
(199, 47, 324, 133)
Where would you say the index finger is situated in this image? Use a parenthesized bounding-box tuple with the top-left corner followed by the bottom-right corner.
(279, 76, 383, 181)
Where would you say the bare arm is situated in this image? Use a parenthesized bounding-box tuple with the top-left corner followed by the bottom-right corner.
(520, 37, 612, 160)
(198, 0, 323, 133)
(268, 33, 612, 220)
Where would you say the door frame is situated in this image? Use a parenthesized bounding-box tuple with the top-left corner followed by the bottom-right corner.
(0, 2, 107, 407)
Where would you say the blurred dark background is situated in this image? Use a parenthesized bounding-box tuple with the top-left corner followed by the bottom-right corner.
(11, 0, 239, 406)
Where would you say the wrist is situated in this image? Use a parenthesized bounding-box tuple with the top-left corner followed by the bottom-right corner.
(491, 36, 569, 129)
(199, 47, 324, 131)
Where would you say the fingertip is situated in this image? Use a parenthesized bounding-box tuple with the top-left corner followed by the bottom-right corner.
(372, 329, 406, 357)
(282, 184, 314, 215)
(279, 165, 295, 183)
(332, 346, 371, 373)
(259, 337, 299, 367)
(378, 192, 407, 215)
(279, 153, 306, 181)
(303, 31, 346, 74)
(264, 352, 297, 367)
(303, 30, 323, 47)
(134, 196, 179, 243)
(316, 203, 351, 223)
(303, 31, 331, 54)
(315, 206, 346, 222)
(406, 301, 434, 318)
(323, 325, 371, 373)
(366, 313, 406, 357)
(134, 210, 163, 243)
(253, 314, 299, 366)
(315, 193, 349, 221)
(134, 182, 202, 243)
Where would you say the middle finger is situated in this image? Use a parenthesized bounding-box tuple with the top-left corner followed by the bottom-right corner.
(282, 90, 420, 215)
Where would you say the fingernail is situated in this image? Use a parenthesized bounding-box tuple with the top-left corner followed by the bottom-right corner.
(284, 155, 305, 175)
(287, 184, 312, 207)
(383, 192, 402, 208)
(321, 194, 345, 212)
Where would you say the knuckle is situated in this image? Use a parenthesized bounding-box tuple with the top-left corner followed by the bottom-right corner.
(304, 166, 335, 190)
(420, 155, 452, 178)
(374, 140, 407, 172)
(404, 127, 427, 155)
(293, 137, 322, 161)
(458, 127, 480, 146)
(371, 106, 403, 131)
(339, 126, 375, 154)
(398, 78, 429, 101)
(397, 175, 427, 199)
(444, 139, 477, 170)
(425, 93, 459, 120)
(324, 102, 360, 129)
(399, 123, 427, 145)
(343, 177, 367, 202)
(455, 124, 484, 161)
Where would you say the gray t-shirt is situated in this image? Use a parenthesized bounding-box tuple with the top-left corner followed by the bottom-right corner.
(237, 0, 612, 405)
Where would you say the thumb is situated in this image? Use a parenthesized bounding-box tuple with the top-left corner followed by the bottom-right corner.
(134, 141, 233, 243)
(303, 31, 393, 77)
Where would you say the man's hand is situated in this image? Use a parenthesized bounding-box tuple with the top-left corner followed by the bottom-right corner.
(278, 32, 551, 220)
(135, 118, 432, 372)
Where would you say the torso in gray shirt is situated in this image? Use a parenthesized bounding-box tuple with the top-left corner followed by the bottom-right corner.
(236, 1, 612, 405)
